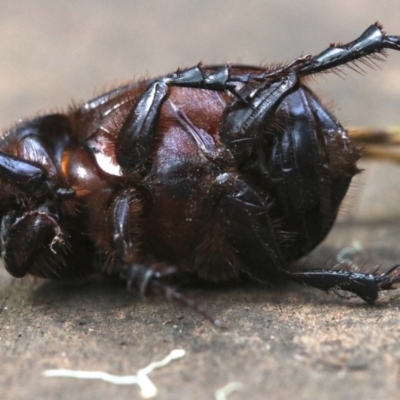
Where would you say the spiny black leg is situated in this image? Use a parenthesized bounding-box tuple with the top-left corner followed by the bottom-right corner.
(287, 264, 400, 303)
(213, 173, 289, 282)
(124, 263, 222, 327)
(166, 65, 230, 90)
(219, 72, 299, 162)
(258, 23, 400, 80)
(110, 193, 140, 265)
(297, 23, 400, 76)
(110, 192, 221, 326)
(116, 23, 400, 172)
(115, 81, 168, 171)
(225, 24, 400, 85)
(115, 64, 253, 172)
(213, 174, 400, 303)
(375, 264, 400, 291)
(166, 64, 247, 101)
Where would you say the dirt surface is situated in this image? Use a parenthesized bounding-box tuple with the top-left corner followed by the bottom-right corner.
(1, 2, 400, 400)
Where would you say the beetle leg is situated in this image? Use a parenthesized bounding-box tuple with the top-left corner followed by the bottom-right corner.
(116, 23, 400, 171)
(0, 152, 54, 197)
(123, 262, 221, 326)
(109, 192, 221, 326)
(0, 206, 64, 278)
(0, 114, 75, 200)
(214, 173, 400, 303)
(277, 23, 400, 77)
(165, 64, 248, 101)
(115, 81, 169, 171)
(219, 72, 299, 163)
(229, 24, 400, 85)
(214, 173, 289, 282)
(116, 65, 244, 171)
(116, 64, 279, 171)
(287, 264, 400, 303)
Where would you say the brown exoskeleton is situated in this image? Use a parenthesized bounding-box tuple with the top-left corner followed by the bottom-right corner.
(1, 23, 400, 324)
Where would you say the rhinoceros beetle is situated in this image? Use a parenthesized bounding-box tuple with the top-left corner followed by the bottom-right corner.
(1, 23, 400, 324)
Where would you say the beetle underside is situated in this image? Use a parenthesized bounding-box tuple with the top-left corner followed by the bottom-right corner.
(1, 23, 400, 325)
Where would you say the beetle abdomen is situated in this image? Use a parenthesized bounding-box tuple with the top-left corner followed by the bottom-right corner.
(263, 86, 361, 260)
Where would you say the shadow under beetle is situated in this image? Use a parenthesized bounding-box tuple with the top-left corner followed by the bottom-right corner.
(1, 23, 400, 324)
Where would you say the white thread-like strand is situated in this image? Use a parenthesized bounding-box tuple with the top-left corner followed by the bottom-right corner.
(214, 382, 244, 400)
(336, 240, 363, 268)
(43, 349, 186, 399)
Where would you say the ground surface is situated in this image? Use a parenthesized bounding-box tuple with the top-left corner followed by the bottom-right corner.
(1, 2, 400, 400)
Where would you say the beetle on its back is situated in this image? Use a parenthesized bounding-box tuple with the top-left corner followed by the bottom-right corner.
(1, 23, 400, 323)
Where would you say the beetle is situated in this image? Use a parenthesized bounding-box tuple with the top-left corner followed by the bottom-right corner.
(1, 23, 400, 324)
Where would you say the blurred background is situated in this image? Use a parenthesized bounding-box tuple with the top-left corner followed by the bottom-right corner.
(1, 0, 400, 129)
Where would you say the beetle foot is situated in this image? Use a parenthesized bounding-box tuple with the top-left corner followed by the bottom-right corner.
(124, 263, 222, 327)
(288, 264, 400, 304)
(288, 265, 394, 304)
(374, 263, 400, 291)
(332, 264, 400, 304)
